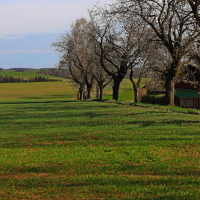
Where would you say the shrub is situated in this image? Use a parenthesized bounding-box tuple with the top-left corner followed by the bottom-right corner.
(138, 88, 147, 102)
(141, 94, 166, 105)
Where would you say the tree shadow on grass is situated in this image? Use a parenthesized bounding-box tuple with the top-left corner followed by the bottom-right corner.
(124, 110, 168, 116)
(0, 99, 78, 105)
(126, 119, 200, 127)
(23, 94, 76, 100)
(4, 171, 199, 199)
(0, 110, 110, 122)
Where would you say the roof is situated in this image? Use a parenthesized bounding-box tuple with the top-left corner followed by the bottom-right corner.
(175, 81, 200, 90)
(175, 70, 200, 90)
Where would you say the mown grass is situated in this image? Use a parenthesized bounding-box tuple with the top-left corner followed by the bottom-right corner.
(0, 96, 199, 199)
(0, 77, 199, 199)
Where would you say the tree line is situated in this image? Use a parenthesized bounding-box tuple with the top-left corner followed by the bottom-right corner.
(37, 68, 71, 79)
(0, 75, 61, 83)
(53, 0, 200, 106)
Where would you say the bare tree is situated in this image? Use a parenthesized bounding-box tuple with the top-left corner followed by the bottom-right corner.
(128, 27, 156, 102)
(115, 0, 200, 106)
(52, 18, 95, 100)
(129, 56, 151, 102)
(88, 7, 141, 100)
(187, 0, 200, 24)
(89, 53, 112, 100)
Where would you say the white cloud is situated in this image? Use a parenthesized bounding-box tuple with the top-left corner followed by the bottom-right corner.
(0, 0, 115, 37)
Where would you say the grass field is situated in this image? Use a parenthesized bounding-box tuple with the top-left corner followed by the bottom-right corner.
(25, 69, 41, 73)
(0, 70, 63, 80)
(0, 100, 199, 199)
(0, 76, 137, 102)
(0, 82, 75, 101)
(0, 78, 199, 199)
(0, 70, 148, 102)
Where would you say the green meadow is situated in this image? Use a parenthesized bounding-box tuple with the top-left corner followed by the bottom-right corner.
(0, 75, 199, 199)
(0, 70, 62, 81)
(0, 71, 136, 102)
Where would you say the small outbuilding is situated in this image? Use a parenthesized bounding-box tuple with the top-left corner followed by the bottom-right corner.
(175, 67, 200, 109)
(175, 81, 200, 98)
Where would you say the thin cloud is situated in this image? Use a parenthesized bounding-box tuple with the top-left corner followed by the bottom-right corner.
(0, 0, 115, 69)
(0, 0, 114, 37)
(0, 49, 54, 54)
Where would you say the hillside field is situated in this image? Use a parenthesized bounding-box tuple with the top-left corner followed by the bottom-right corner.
(0, 70, 63, 81)
(0, 78, 199, 199)
(0, 71, 140, 102)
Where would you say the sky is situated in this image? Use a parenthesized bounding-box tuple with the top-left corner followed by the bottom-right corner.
(0, 0, 115, 69)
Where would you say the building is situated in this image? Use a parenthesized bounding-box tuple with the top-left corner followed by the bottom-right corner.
(175, 80, 200, 98)
(175, 71, 200, 109)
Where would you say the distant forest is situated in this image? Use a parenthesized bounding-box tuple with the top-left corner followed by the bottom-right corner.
(0, 75, 61, 83)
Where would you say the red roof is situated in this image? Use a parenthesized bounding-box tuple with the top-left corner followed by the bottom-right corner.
(175, 81, 200, 90)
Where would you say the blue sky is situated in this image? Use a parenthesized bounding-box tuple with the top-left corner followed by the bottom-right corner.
(0, 0, 114, 69)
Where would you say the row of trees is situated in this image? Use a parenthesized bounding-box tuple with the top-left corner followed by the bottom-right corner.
(53, 0, 200, 106)
(37, 68, 71, 79)
(0, 75, 61, 83)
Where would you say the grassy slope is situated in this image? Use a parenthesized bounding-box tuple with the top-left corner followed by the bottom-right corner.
(0, 70, 63, 80)
(0, 70, 149, 102)
(0, 81, 75, 101)
(0, 71, 73, 101)
(0, 101, 199, 199)
(0, 79, 199, 199)
(25, 69, 41, 73)
(0, 77, 135, 102)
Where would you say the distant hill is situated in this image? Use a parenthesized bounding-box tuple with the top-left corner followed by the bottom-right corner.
(0, 70, 65, 81)
(25, 69, 41, 73)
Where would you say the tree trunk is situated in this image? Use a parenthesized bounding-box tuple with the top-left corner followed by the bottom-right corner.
(83, 85, 87, 99)
(165, 66, 177, 106)
(79, 89, 83, 100)
(131, 79, 139, 103)
(87, 85, 93, 99)
(79, 85, 84, 100)
(112, 80, 120, 100)
(96, 86, 99, 98)
(130, 66, 142, 103)
(134, 87, 139, 102)
(100, 87, 104, 100)
(165, 77, 175, 106)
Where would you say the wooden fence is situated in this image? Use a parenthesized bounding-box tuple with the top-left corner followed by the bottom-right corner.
(175, 97, 200, 109)
(194, 97, 200, 110)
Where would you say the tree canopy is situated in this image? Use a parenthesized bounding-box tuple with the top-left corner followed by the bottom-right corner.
(53, 0, 200, 105)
